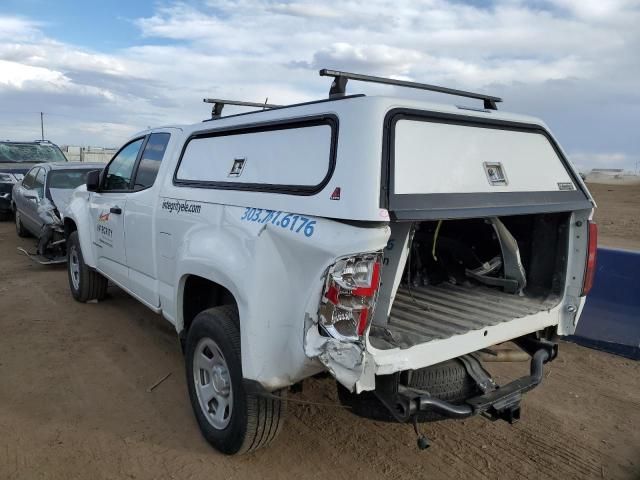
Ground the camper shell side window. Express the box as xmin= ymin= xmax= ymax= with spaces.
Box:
xmin=173 ymin=115 xmax=339 ymax=196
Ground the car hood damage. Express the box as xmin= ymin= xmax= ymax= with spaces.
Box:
xmin=17 ymin=193 xmax=66 ymax=265
xmin=48 ymin=188 xmax=74 ymax=217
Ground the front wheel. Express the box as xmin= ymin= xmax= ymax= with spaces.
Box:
xmin=185 ymin=306 xmax=286 ymax=455
xmin=67 ymin=231 xmax=108 ymax=302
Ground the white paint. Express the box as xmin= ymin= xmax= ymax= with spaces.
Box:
xmin=394 ymin=119 xmax=575 ymax=194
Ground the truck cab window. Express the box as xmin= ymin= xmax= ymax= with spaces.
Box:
xmin=133 ymin=133 xmax=170 ymax=190
xmin=103 ymin=138 xmax=144 ymax=191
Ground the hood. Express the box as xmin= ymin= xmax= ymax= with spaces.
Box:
xmin=0 ymin=163 xmax=32 ymax=175
xmin=48 ymin=188 xmax=75 ymax=216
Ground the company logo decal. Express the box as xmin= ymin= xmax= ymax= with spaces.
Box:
xmin=330 ymin=187 xmax=341 ymax=200
xmin=161 ymin=200 xmax=202 ymax=214
xmin=98 ymin=211 xmax=110 ymax=222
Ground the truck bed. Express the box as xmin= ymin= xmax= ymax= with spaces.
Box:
xmin=370 ymin=283 xmax=560 ymax=349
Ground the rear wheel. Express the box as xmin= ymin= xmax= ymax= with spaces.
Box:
xmin=15 ymin=210 xmax=30 ymax=238
xmin=338 ymin=358 xmax=478 ymax=423
xmin=0 ymin=211 xmax=11 ymax=221
xmin=67 ymin=231 xmax=108 ymax=302
xmin=185 ymin=306 xmax=286 ymax=455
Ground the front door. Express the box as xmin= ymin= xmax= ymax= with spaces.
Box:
xmin=89 ymin=137 xmax=145 ymax=287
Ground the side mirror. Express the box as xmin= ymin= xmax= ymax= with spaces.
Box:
xmin=86 ymin=169 xmax=101 ymax=192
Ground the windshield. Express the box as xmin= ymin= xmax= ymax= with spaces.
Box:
xmin=0 ymin=143 xmax=67 ymax=163
xmin=48 ymin=169 xmax=98 ymax=189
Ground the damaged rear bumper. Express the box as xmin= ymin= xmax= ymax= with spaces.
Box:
xmin=377 ymin=337 xmax=558 ymax=423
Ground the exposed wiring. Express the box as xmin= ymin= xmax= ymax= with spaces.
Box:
xmin=432 ymin=220 xmax=443 ymax=261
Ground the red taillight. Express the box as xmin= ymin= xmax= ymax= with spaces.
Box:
xmin=357 ymin=308 xmax=369 ymax=336
xmin=353 ymin=262 xmax=381 ymax=297
xmin=581 ymin=221 xmax=598 ymax=296
xmin=318 ymin=254 xmax=382 ymax=342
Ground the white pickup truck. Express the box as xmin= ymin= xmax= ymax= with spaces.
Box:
xmin=64 ymin=70 xmax=597 ymax=455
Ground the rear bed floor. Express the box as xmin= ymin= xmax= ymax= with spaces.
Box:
xmin=369 ymin=283 xmax=560 ymax=349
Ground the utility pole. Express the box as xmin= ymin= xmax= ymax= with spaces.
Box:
xmin=40 ymin=112 xmax=44 ymax=140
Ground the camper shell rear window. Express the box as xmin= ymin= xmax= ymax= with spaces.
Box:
xmin=382 ymin=109 xmax=591 ymax=220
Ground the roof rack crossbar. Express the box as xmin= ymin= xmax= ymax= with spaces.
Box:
xmin=203 ymin=98 xmax=282 ymax=119
xmin=319 ymin=69 xmax=502 ymax=110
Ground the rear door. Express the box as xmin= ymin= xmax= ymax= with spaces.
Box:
xmin=89 ymin=137 xmax=145 ymax=287
xmin=384 ymin=110 xmax=592 ymax=220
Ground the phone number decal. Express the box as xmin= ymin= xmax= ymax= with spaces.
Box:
xmin=240 ymin=208 xmax=316 ymax=237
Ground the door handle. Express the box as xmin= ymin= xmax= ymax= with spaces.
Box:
xmin=110 ymin=206 xmax=122 ymax=215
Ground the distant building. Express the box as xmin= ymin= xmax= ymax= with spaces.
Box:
xmin=60 ymin=145 xmax=116 ymax=163
xmin=585 ymin=168 xmax=640 ymax=185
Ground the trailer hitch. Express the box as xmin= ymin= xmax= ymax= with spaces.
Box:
xmin=375 ymin=336 xmax=558 ymax=449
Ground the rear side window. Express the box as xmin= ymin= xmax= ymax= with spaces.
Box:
xmin=133 ymin=133 xmax=170 ymax=190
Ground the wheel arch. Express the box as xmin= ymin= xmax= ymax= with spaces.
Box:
xmin=178 ymin=273 xmax=240 ymax=341
xmin=64 ymin=193 xmax=97 ymax=268
xmin=63 ymin=217 xmax=77 ymax=238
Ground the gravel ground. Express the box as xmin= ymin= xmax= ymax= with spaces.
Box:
xmin=1 ymin=183 xmax=639 ymax=479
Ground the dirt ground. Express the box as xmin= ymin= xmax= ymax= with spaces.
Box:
xmin=1 ymin=184 xmax=640 ymax=480
xmin=589 ymin=183 xmax=640 ymax=251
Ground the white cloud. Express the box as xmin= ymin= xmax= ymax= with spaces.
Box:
xmin=0 ymin=59 xmax=68 ymax=88
xmin=0 ymin=16 xmax=42 ymax=41
xmin=0 ymin=0 xmax=638 ymax=167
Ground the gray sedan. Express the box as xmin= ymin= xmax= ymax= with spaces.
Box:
xmin=12 ymin=162 xmax=104 ymax=262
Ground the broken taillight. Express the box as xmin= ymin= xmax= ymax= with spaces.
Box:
xmin=318 ymin=254 xmax=382 ymax=342
xmin=581 ymin=221 xmax=598 ymax=296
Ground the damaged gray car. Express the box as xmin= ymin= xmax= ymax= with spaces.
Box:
xmin=12 ymin=162 xmax=104 ymax=264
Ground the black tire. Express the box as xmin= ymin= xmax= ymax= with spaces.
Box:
xmin=338 ymin=358 xmax=478 ymax=423
xmin=14 ymin=209 xmax=30 ymax=238
xmin=67 ymin=231 xmax=108 ymax=302
xmin=0 ymin=210 xmax=12 ymax=221
xmin=185 ymin=305 xmax=286 ymax=455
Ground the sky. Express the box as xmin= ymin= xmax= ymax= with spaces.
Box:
xmin=0 ymin=0 xmax=638 ymax=172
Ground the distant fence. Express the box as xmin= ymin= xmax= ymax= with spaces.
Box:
xmin=61 ymin=146 xmax=116 ymax=163
xmin=571 ymin=248 xmax=640 ymax=360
